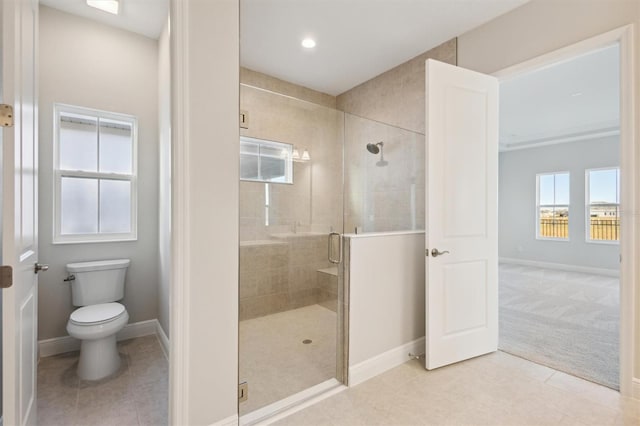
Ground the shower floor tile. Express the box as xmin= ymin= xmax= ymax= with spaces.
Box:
xmin=239 ymin=304 xmax=337 ymax=415
xmin=37 ymin=335 xmax=168 ymax=426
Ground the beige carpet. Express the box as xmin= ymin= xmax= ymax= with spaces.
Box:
xmin=499 ymin=263 xmax=619 ymax=389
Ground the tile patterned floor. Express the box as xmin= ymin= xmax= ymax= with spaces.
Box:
xmin=240 ymin=304 xmax=337 ymax=415
xmin=499 ymin=263 xmax=619 ymax=389
xmin=273 ymin=351 xmax=640 ymax=426
xmin=37 ymin=335 xmax=168 ymax=426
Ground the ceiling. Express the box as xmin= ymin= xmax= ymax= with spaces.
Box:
xmin=41 ymin=0 xmax=169 ymax=39
xmin=241 ymin=0 xmax=530 ymax=95
xmin=500 ymin=45 xmax=620 ymax=151
xmin=42 ymin=1 xmax=615 ymax=150
xmin=42 ymin=0 xmax=531 ymax=94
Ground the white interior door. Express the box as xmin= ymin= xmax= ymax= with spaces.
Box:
xmin=425 ymin=59 xmax=498 ymax=370
xmin=2 ymin=0 xmax=39 ymax=424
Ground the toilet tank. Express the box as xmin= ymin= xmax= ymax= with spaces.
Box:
xmin=67 ymin=259 xmax=130 ymax=306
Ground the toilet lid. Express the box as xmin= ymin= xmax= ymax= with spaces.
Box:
xmin=70 ymin=303 xmax=126 ymax=325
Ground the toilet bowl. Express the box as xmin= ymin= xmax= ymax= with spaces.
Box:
xmin=65 ymin=258 xmax=131 ymax=381
xmin=67 ymin=302 xmax=129 ymax=380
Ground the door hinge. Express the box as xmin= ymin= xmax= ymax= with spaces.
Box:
xmin=0 ymin=104 xmax=14 ymax=127
xmin=240 ymin=110 xmax=249 ymax=129
xmin=238 ymin=381 xmax=248 ymax=402
xmin=0 ymin=265 xmax=13 ymax=288
xmin=425 ymin=249 xmax=429 ymax=257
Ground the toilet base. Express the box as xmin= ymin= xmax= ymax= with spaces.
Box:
xmin=77 ymin=335 xmax=121 ymax=380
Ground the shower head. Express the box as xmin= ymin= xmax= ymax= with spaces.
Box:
xmin=366 ymin=142 xmax=383 ymax=154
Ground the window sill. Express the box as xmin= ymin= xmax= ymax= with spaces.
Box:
xmin=586 ymin=239 xmax=620 ymax=246
xmin=52 ymin=237 xmax=138 ymax=245
xmin=535 ymin=237 xmax=570 ymax=242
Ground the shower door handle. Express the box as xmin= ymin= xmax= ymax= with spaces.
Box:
xmin=328 ymin=232 xmax=343 ymax=264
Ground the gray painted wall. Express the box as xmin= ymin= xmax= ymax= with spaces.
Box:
xmin=38 ymin=6 xmax=159 ymax=340
xmin=499 ymin=137 xmax=619 ymax=270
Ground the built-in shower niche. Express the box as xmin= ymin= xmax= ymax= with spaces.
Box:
xmin=239 ymin=234 xmax=337 ymax=320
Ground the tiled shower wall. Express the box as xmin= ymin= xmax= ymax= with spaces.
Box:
xmin=239 ymin=236 xmax=336 ymax=320
xmin=336 ymin=39 xmax=457 ymax=134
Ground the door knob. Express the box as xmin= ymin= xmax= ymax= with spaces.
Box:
xmin=34 ymin=263 xmax=49 ymax=273
xmin=431 ymin=248 xmax=450 ymax=257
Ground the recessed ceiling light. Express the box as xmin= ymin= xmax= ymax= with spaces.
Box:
xmin=87 ymin=0 xmax=120 ymax=15
xmin=571 ymin=92 xmax=583 ymax=97
xmin=301 ymin=38 xmax=316 ymax=49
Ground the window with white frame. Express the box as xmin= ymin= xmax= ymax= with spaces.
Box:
xmin=54 ymin=104 xmax=137 ymax=243
xmin=536 ymin=172 xmax=570 ymax=240
xmin=240 ymin=136 xmax=293 ymax=184
xmin=586 ymin=167 xmax=620 ymax=242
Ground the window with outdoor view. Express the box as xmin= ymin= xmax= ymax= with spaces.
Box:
xmin=537 ymin=172 xmax=570 ymax=240
xmin=587 ymin=168 xmax=620 ymax=242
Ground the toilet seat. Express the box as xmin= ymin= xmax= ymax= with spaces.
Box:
xmin=70 ymin=302 xmax=126 ymax=326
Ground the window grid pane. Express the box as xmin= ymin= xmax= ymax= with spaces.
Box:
xmin=99 ymin=179 xmax=132 ymax=233
xmin=539 ymin=205 xmax=569 ymax=239
xmin=537 ymin=172 xmax=570 ymax=240
xmin=60 ymin=177 xmax=98 ymax=235
xmin=554 ymin=173 xmax=570 ymax=205
xmin=99 ymin=119 xmax=133 ymax=174
xmin=59 ymin=115 xmax=98 ymax=172
xmin=588 ymin=168 xmax=620 ymax=241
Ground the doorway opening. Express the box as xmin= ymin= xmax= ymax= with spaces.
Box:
xmin=497 ymin=43 xmax=621 ymax=389
xmin=34 ymin=3 xmax=171 ymax=425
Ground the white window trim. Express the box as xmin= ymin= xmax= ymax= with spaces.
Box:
xmin=240 ymin=136 xmax=294 ymax=185
xmin=536 ymin=171 xmax=570 ymax=241
xmin=53 ymin=103 xmax=138 ymax=244
xmin=585 ymin=166 xmax=620 ymax=245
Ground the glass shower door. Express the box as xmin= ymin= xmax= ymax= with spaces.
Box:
xmin=238 ymin=84 xmax=346 ymax=418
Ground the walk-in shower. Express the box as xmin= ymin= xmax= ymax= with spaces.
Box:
xmin=238 ymin=83 xmax=425 ymax=421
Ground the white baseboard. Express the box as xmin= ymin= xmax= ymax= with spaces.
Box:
xmin=117 ymin=319 xmax=158 ymax=341
xmin=500 ymin=257 xmax=619 ymax=277
xmin=210 ymin=414 xmax=238 ymax=426
xmin=348 ymin=337 xmax=425 ymax=387
xmin=632 ymin=378 xmax=640 ymax=400
xmin=39 ymin=319 xmax=161 ymax=358
xmin=156 ymin=321 xmax=170 ymax=359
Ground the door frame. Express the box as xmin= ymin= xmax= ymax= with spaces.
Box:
xmin=492 ymin=25 xmax=636 ymax=397
xmin=169 ymin=0 xmax=240 ymax=425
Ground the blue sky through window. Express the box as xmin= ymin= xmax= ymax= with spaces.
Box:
xmin=539 ymin=172 xmax=569 ymax=205
xmin=589 ymin=168 xmax=619 ymax=204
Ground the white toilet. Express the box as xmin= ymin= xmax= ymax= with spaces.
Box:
xmin=66 ymin=259 xmax=130 ymax=381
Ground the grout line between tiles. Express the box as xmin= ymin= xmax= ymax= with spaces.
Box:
xmin=544 ymin=371 xmax=557 ymax=383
